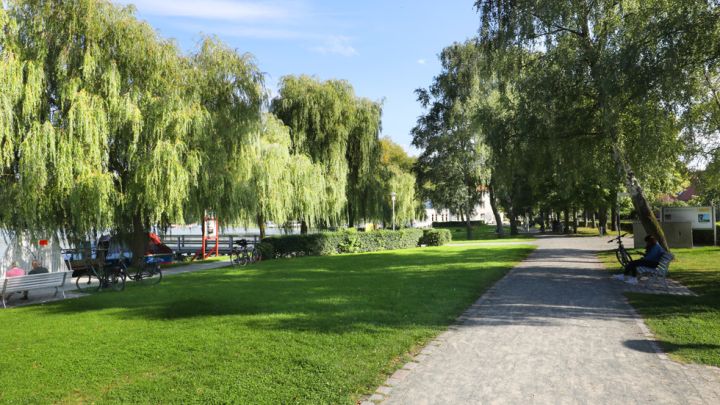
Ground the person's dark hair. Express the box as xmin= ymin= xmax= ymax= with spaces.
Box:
xmin=644 ymin=235 xmax=656 ymax=243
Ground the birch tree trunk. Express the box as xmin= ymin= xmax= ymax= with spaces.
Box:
xmin=488 ymin=183 xmax=504 ymax=236
xmin=611 ymin=145 xmax=669 ymax=250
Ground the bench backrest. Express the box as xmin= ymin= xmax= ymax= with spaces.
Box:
xmin=655 ymin=252 xmax=674 ymax=275
xmin=2 ymin=272 xmax=69 ymax=294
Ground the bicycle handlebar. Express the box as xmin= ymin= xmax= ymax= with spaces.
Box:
xmin=607 ymin=233 xmax=628 ymax=243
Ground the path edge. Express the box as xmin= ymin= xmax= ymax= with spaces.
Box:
xmin=358 ymin=249 xmax=534 ymax=405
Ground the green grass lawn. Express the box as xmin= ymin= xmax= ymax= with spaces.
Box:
xmin=439 ymin=224 xmax=534 ymax=242
xmin=0 ymin=244 xmax=534 ymax=404
xmin=599 ymin=247 xmax=720 ymax=367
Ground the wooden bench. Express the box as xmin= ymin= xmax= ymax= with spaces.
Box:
xmin=637 ymin=252 xmax=674 ymax=291
xmin=1 ymin=272 xmax=71 ymax=308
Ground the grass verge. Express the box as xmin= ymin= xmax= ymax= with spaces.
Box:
xmin=598 ymin=247 xmax=720 ymax=367
xmin=0 ymin=244 xmax=534 ymax=403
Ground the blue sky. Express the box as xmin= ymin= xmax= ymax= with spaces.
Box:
xmin=115 ymin=0 xmax=481 ymax=155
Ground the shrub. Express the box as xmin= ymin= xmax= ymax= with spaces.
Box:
xmin=432 ymin=220 xmax=485 ymax=228
xmin=262 ymin=229 xmax=424 ymax=258
xmin=255 ymin=242 xmax=275 ymax=260
xmin=421 ymin=229 xmax=452 ymax=246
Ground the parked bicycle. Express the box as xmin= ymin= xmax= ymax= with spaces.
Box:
xmin=73 ymin=249 xmax=126 ymax=293
xmin=608 ymin=233 xmax=633 ymax=268
xmin=230 ymin=239 xmax=261 ymax=266
xmin=118 ymin=255 xmax=163 ymax=285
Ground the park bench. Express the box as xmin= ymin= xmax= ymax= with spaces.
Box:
xmin=637 ymin=252 xmax=674 ymax=291
xmin=1 ymin=272 xmax=70 ymax=308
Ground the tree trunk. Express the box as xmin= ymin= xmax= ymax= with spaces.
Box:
xmin=488 ymin=182 xmax=504 ymax=236
xmin=465 ymin=202 xmax=474 ymax=240
xmin=130 ymin=212 xmax=149 ymax=268
xmin=348 ymin=202 xmax=355 ymax=228
xmin=599 ymin=206 xmax=608 ymax=236
xmin=610 ymin=203 xmax=618 ymax=232
xmin=591 ymin=212 xmax=597 ymax=228
xmin=509 ymin=210 xmax=519 ymax=236
xmin=300 ymin=220 xmax=308 ymax=235
xmin=257 ymin=214 xmax=266 ymax=239
xmin=563 ymin=210 xmax=570 ymax=234
xmin=573 ymin=210 xmax=579 ymax=234
xmin=611 ymin=146 xmax=669 ymax=250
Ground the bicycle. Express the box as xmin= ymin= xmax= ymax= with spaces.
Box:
xmin=230 ymin=239 xmax=261 ymax=266
xmin=119 ymin=255 xmax=163 ymax=285
xmin=608 ymin=233 xmax=633 ymax=268
xmin=74 ymin=249 xmax=126 ymax=293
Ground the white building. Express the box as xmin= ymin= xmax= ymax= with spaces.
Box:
xmin=415 ymin=193 xmax=504 ymax=227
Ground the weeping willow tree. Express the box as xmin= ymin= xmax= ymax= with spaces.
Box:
xmin=0 ymin=1 xmax=263 ymax=262
xmin=346 ymin=99 xmax=382 ymax=227
xmin=242 ymin=114 xmax=325 ymax=238
xmin=271 ymin=75 xmax=383 ymax=230
xmin=186 ymin=37 xmax=264 ymax=227
xmin=375 ymin=138 xmax=418 ymax=228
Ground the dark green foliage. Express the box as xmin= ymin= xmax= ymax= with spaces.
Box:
xmin=262 ymin=229 xmax=424 ymax=258
xmin=421 ymin=229 xmax=452 ymax=246
xmin=432 ymin=221 xmax=486 ymax=228
xmin=255 ymin=242 xmax=275 ymax=260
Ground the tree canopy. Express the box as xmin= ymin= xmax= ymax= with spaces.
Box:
xmin=413 ymin=41 xmax=491 ymax=238
xmin=468 ymin=0 xmax=720 ymax=245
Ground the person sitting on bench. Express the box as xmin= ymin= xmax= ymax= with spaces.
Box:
xmin=3 ymin=262 xmax=25 ymax=302
xmin=613 ymin=235 xmax=665 ymax=285
xmin=22 ymin=260 xmax=49 ymax=300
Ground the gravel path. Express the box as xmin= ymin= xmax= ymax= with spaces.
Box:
xmin=380 ymin=236 xmax=720 ymax=405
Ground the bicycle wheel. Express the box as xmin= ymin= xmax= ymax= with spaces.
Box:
xmin=139 ymin=264 xmax=162 ymax=285
xmin=251 ymin=247 xmax=261 ymax=263
xmin=239 ymin=251 xmax=249 ymax=266
xmin=108 ymin=270 xmax=126 ymax=291
xmin=616 ymin=248 xmax=632 ymax=267
xmin=622 ymin=250 xmax=633 ymax=266
xmin=76 ymin=272 xmax=101 ymax=293
xmin=230 ymin=249 xmax=241 ymax=266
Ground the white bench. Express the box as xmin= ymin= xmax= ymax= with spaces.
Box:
xmin=1 ymin=272 xmax=71 ymax=308
xmin=637 ymin=252 xmax=674 ymax=290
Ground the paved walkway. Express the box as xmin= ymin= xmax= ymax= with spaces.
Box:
xmin=2 ymin=259 xmax=231 ymax=308
xmin=379 ymin=236 xmax=720 ymax=404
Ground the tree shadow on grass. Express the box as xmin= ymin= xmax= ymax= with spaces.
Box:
xmin=32 ymin=247 xmax=537 ymax=333
xmin=27 ymin=245 xmax=678 ymax=334
xmin=624 ymin=339 xmax=720 ymax=354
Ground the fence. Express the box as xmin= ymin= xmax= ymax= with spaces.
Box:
xmin=160 ymin=234 xmax=260 ymax=257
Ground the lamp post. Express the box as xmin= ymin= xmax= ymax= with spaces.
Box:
xmin=391 ymin=192 xmax=397 ymax=231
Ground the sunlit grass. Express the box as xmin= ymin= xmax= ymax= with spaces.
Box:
xmin=599 ymin=247 xmax=720 ymax=367
xmin=0 ymin=244 xmax=534 ymax=403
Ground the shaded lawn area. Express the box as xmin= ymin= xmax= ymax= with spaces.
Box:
xmin=439 ymin=224 xmax=534 ymax=242
xmin=0 ymin=244 xmax=534 ymax=404
xmin=598 ymin=247 xmax=720 ymax=367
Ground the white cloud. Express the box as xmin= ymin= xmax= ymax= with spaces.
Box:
xmin=310 ymin=36 xmax=357 ymax=57
xmin=119 ymin=0 xmax=293 ymax=22
xmin=417 ymin=59 xmax=426 ymax=65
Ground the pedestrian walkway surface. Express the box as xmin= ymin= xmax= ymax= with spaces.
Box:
xmin=381 ymin=236 xmax=720 ymax=405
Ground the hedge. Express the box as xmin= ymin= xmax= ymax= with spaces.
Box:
xmin=432 ymin=221 xmax=485 ymax=228
xmin=420 ymin=229 xmax=452 ymax=246
xmin=262 ymin=228 xmax=425 ymax=258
